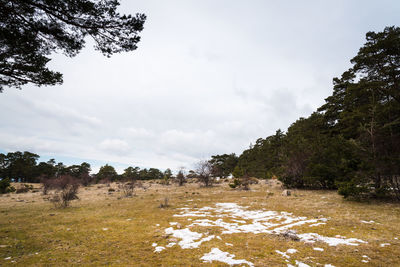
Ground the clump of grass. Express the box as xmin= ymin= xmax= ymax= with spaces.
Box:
xmin=159 ymin=197 xmax=169 ymax=208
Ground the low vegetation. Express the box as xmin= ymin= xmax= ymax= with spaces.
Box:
xmin=0 ymin=180 xmax=399 ymax=266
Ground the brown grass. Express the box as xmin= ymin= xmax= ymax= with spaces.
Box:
xmin=0 ymin=181 xmax=399 ymax=266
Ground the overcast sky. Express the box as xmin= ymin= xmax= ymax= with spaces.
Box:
xmin=1 ymin=0 xmax=399 ymax=173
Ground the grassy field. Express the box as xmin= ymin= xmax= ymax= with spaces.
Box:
xmin=0 ymin=180 xmax=400 ymax=266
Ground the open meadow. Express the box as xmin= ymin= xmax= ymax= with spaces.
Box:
xmin=0 ymin=180 xmax=399 ymax=266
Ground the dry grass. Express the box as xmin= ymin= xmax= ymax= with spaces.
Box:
xmin=0 ymin=181 xmax=399 ymax=266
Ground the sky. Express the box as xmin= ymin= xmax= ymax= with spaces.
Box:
xmin=1 ymin=0 xmax=399 ymax=173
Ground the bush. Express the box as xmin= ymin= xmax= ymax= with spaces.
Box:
xmin=176 ymin=170 xmax=186 ymax=186
xmin=118 ymin=182 xmax=135 ymax=197
xmin=15 ymin=184 xmax=33 ymax=194
xmin=46 ymin=175 xmax=80 ymax=208
xmin=158 ymin=197 xmax=169 ymax=208
xmin=337 ymin=179 xmax=371 ymax=200
xmin=229 ymin=178 xmax=241 ymax=189
xmin=0 ymin=178 xmax=15 ymax=194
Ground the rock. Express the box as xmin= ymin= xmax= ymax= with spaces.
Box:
xmin=176 ymin=223 xmax=182 ymax=229
xmin=162 ymin=234 xmax=172 ymax=239
xmin=281 ymin=230 xmax=300 ymax=241
xmin=281 ymin=190 xmax=291 ymax=196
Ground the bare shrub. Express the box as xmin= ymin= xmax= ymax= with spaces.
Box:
xmin=79 ymin=173 xmax=93 ymax=187
xmin=158 ymin=197 xmax=169 ymax=208
xmin=47 ymin=175 xmax=79 ymax=208
xmin=196 ymin=160 xmax=214 ymax=187
xmin=119 ymin=182 xmax=135 ymax=197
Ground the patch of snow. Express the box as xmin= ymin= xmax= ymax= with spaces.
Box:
xmin=298 ymin=233 xmax=367 ymax=246
xmin=309 ymin=223 xmax=326 ymax=227
xmin=380 ymin=243 xmax=390 ymax=247
xmin=313 ymin=247 xmax=324 ymax=251
xmin=126 ymin=218 xmax=132 ymax=221
xmin=166 ymin=242 xmax=176 ymax=247
xmin=4 ymin=257 xmax=11 ymax=260
xmin=360 ymin=220 xmax=375 ymax=224
xmin=158 ymin=202 xmax=367 ymax=256
xmin=164 ymin=227 xmax=214 ymax=249
xmin=201 ymin=248 xmax=254 ymax=267
xmin=295 ymin=260 xmax=310 ymax=267
xmin=225 ymin=243 xmax=233 ymax=246
xmin=361 ymin=260 xmax=369 ymax=263
xmin=152 ymin=243 xmax=157 ymax=247
xmin=154 ymin=246 xmax=165 ymax=253
xmin=276 ymin=250 xmax=290 ymax=259
xmin=324 ymin=264 xmax=335 ymax=267
xmin=287 ymin=249 xmax=297 ymax=254
xmin=102 ymin=228 xmax=108 ymax=231
xmin=156 ymin=224 xmax=160 ymax=226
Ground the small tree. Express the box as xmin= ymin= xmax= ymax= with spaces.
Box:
xmin=176 ymin=167 xmax=186 ymax=186
xmin=196 ymin=160 xmax=214 ymax=187
xmin=0 ymin=178 xmax=15 ymax=194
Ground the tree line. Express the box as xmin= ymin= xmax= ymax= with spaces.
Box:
xmin=210 ymin=26 xmax=400 ymax=200
xmin=0 ymin=151 xmax=172 ymax=184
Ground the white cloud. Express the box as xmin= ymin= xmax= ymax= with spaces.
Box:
xmin=99 ymin=139 xmax=130 ymax=155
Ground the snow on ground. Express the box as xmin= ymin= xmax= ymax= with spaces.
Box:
xmin=171 ymin=202 xmax=366 ymax=247
xmin=201 ymin=248 xmax=254 ymax=267
xmin=164 ymin=227 xmax=215 ymax=249
xmin=154 ymin=246 xmax=165 ymax=253
xmin=360 ymin=220 xmax=375 ymax=224
xmin=154 ymin=202 xmax=368 ymax=265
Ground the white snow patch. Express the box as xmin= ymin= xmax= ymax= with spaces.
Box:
xmin=361 ymin=260 xmax=369 ymax=263
xmin=295 ymin=260 xmax=310 ymax=267
xmin=324 ymin=264 xmax=335 ymax=267
xmin=276 ymin=250 xmax=290 ymax=259
xmin=201 ymin=248 xmax=254 ymax=267
xmin=157 ymin=202 xmax=367 ymax=258
xmin=380 ymin=243 xmax=390 ymax=247
xmin=4 ymin=257 xmax=11 ymax=260
xmin=287 ymin=249 xmax=297 ymax=254
xmin=309 ymin=222 xmax=326 ymax=227
xmin=152 ymin=243 xmax=157 ymax=247
xmin=102 ymin=228 xmax=108 ymax=231
xmin=225 ymin=243 xmax=233 ymax=246
xmin=313 ymin=247 xmax=324 ymax=251
xmin=164 ymin=227 xmax=214 ymax=249
xmin=154 ymin=246 xmax=165 ymax=253
xmin=360 ymin=220 xmax=375 ymax=224
xmin=166 ymin=242 xmax=176 ymax=247
xmin=298 ymin=233 xmax=367 ymax=246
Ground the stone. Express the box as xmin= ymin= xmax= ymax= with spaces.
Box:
xmin=281 ymin=190 xmax=291 ymax=196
